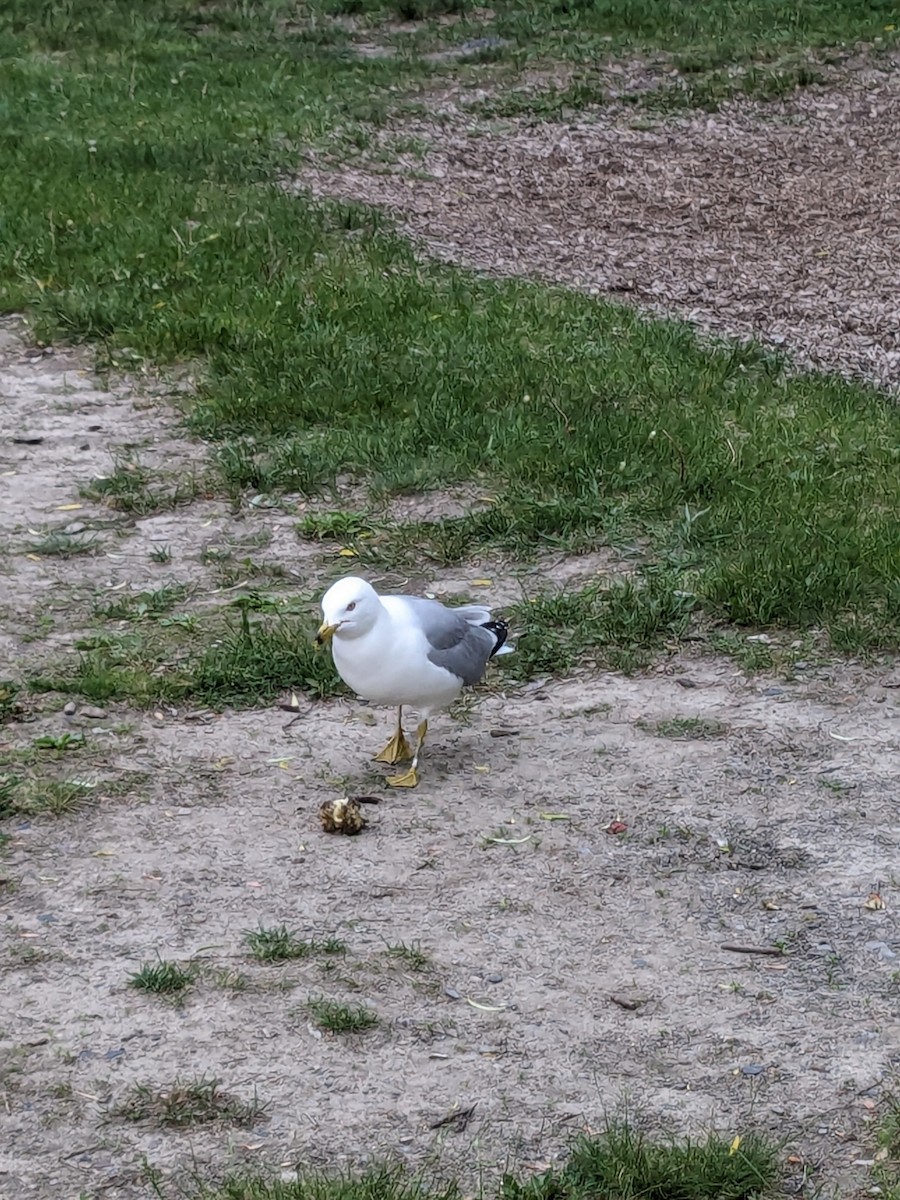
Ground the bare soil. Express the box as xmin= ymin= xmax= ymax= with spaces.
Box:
xmin=294 ymin=59 xmax=900 ymax=389
xmin=3 ymin=73 xmax=900 ymax=1193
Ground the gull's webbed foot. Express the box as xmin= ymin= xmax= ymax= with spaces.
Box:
xmin=386 ymin=765 xmax=420 ymax=788
xmin=373 ymin=728 xmax=412 ymax=765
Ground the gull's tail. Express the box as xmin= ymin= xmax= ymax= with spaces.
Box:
xmin=482 ymin=618 xmax=514 ymax=658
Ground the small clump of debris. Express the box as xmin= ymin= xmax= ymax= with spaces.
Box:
xmin=319 ymin=797 xmax=367 ymax=835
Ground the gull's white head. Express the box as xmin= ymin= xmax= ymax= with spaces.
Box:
xmin=317 ymin=576 xmax=381 ymax=644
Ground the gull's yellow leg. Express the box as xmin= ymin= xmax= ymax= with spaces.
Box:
xmin=373 ymin=707 xmax=412 ymax=765
xmin=387 ymin=720 xmax=428 ymax=788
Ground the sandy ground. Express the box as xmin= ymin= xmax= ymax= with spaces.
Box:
xmin=3 ymin=65 xmax=900 ymax=1199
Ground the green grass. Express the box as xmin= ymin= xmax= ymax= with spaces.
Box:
xmin=27 ymin=530 xmax=104 ymax=558
xmin=318 ymin=0 xmax=898 ymax=64
xmin=506 ymin=1123 xmax=782 ymax=1200
xmin=29 ymin=610 xmax=343 ymax=707
xmin=385 ymin=941 xmax=431 ymax=970
xmin=308 ymin=996 xmax=379 ymax=1033
xmin=0 ymin=682 xmax=21 ymax=723
xmin=506 ymin=572 xmax=696 ymax=676
xmin=244 ymin=925 xmax=348 ymax=963
xmin=476 ymin=58 xmax=828 ymax=119
xmin=0 ymin=775 xmax=94 ymax=818
xmin=2 ymin=0 xmax=900 ymax=678
xmin=129 ymin=958 xmax=196 ymax=995
xmin=96 ymin=584 xmax=192 ymax=622
xmin=82 ymin=454 xmax=207 ymax=516
xmin=192 ymin=1123 xmax=782 ymax=1198
xmin=876 ymin=1097 xmax=900 ymax=1200
xmin=644 ymin=716 xmax=730 ymax=740
xmin=115 ymin=1076 xmax=265 ymax=1128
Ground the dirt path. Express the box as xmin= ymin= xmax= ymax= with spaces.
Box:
xmin=2 ymin=324 xmax=900 ymax=1198
xmin=293 ymin=62 xmax=900 ymax=389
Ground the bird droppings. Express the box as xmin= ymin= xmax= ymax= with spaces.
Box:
xmin=318 ymin=797 xmax=368 ymax=835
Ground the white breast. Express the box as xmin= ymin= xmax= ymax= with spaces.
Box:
xmin=331 ymin=615 xmax=463 ymax=713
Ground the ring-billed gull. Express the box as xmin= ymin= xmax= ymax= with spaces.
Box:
xmin=316 ymin=576 xmax=513 ymax=788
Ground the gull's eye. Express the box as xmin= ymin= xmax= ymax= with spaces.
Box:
xmin=346 ymin=601 xmax=357 ymax=613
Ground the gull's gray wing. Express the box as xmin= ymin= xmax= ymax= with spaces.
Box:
xmin=392 ymin=595 xmax=496 ymax=687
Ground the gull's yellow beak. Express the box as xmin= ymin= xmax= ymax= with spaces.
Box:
xmin=315 ymin=621 xmax=339 ymax=646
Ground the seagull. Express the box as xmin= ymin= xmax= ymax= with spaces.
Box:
xmin=316 ymin=576 xmax=513 ymax=788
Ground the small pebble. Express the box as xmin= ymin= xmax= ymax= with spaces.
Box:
xmin=443 ymin=987 xmax=461 ymax=1001
xmin=80 ymin=705 xmax=108 ymax=719
xmin=63 ymin=521 xmax=86 ymax=535
xmin=741 ymin=1063 xmax=765 ymax=1076
xmin=63 ymin=701 xmax=77 ymax=716
xmin=763 ymin=686 xmax=785 ymax=697
xmin=485 ymin=973 xmax=503 ymax=984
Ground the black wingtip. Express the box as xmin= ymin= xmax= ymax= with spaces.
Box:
xmin=482 ymin=618 xmax=509 ymax=659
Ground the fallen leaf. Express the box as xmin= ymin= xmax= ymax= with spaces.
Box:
xmin=245 ymin=881 xmax=263 ymax=888
xmin=465 ymin=998 xmax=506 ymax=1012
xmin=862 ymin=1099 xmax=876 ymax=1110
xmin=337 ymin=547 xmax=357 ymax=558
xmin=865 ymin=893 xmax=885 ymax=910
xmin=762 ymin=900 xmax=780 ymax=911
xmin=26 ymin=554 xmax=41 ymax=561
xmin=605 ymin=821 xmax=628 ymax=835
xmin=471 ymin=578 xmax=492 ymax=586
xmin=56 ymin=503 xmax=83 ymax=511
xmin=92 ymin=850 xmax=116 ymax=858
xmin=539 ymin=812 xmax=570 ymax=821
xmin=729 ymin=1136 xmax=742 ymax=1156
xmin=474 ymin=765 xmax=490 ymax=773
xmin=787 ymin=1155 xmax=802 ymax=1165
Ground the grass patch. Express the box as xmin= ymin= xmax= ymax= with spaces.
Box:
xmin=27 ymin=530 xmax=104 ymax=558
xmin=505 ymin=1122 xmax=782 ymax=1200
xmin=29 ymin=609 xmax=343 ymax=707
xmin=0 ymin=682 xmax=21 ymax=723
xmin=244 ymin=925 xmax=348 ymax=964
xmin=193 ymin=1122 xmax=782 ymax=1198
xmin=0 ymin=776 xmax=94 ymax=818
xmin=505 ymin=573 xmax=696 ymax=677
xmin=96 ymin=584 xmax=192 ymax=621
xmin=115 ymin=1076 xmax=265 ymax=1128
xmin=187 ymin=615 xmax=342 ymax=704
xmin=318 ymin=0 xmax=898 ymax=67
xmin=82 ymin=454 xmax=207 ymax=515
xmin=308 ymin=996 xmax=379 ymax=1034
xmin=478 ymin=57 xmax=827 ymax=119
xmin=876 ymin=1096 xmax=900 ymax=1200
xmin=645 ymin=717 xmax=730 ymax=740
xmin=385 ymin=941 xmax=431 ymax=970
xmin=129 ymin=958 xmax=195 ymax=996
